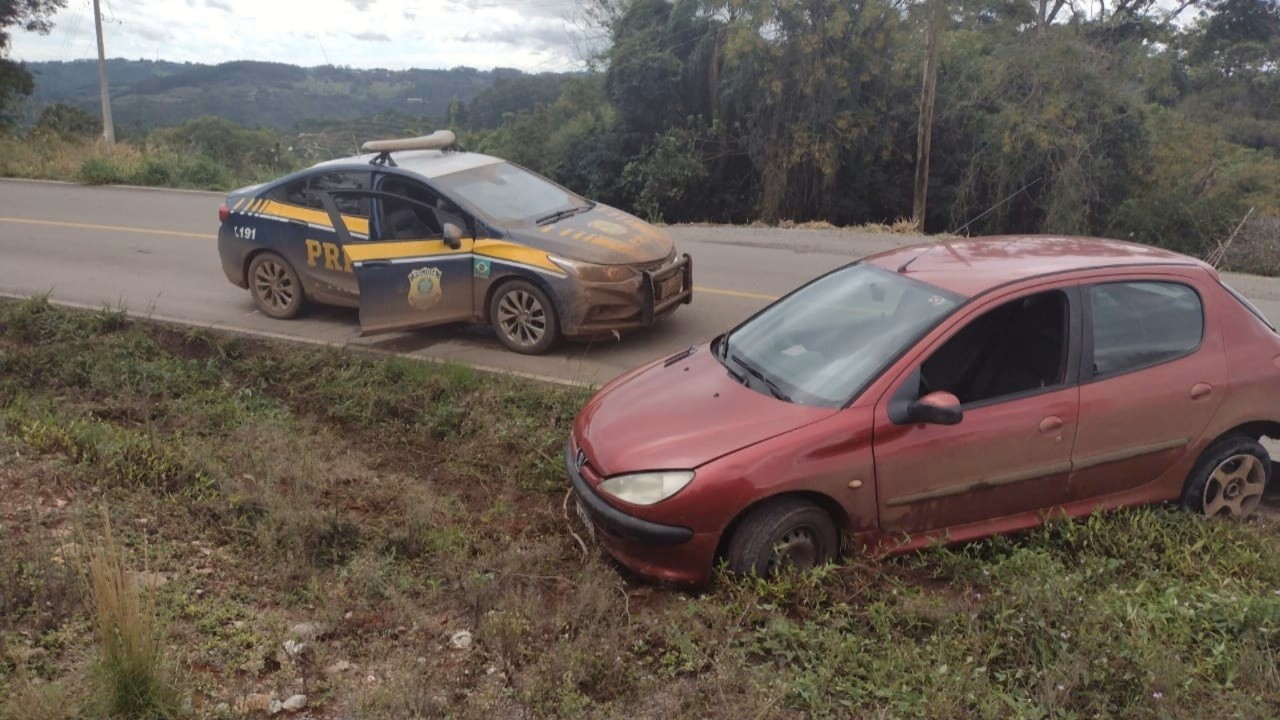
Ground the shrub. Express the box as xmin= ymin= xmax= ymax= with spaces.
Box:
xmin=175 ymin=153 xmax=232 ymax=190
xmin=87 ymin=517 xmax=179 ymax=720
xmin=130 ymin=156 xmax=177 ymax=187
xmin=78 ymin=156 xmax=133 ymax=186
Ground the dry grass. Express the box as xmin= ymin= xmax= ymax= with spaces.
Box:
xmin=86 ymin=514 xmax=178 ymax=720
xmin=0 ymin=678 xmax=82 ymax=720
xmin=1220 ymin=214 xmax=1280 ymax=276
xmin=0 ymin=133 xmax=144 ymax=184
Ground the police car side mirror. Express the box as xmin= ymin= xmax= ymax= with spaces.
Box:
xmin=442 ymin=222 xmax=463 ymax=250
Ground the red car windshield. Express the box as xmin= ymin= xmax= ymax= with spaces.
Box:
xmin=721 ymin=264 xmax=961 ymax=407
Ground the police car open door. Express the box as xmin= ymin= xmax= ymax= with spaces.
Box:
xmin=318 ymin=190 xmax=473 ymax=335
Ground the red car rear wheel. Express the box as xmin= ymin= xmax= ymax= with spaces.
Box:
xmin=1182 ymin=435 xmax=1270 ymax=519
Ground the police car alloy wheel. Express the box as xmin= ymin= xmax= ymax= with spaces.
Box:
xmin=490 ymin=280 xmax=558 ymax=355
xmin=248 ymin=252 xmax=304 ymax=320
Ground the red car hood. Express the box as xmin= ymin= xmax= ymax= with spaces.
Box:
xmin=575 ymin=344 xmax=836 ymax=475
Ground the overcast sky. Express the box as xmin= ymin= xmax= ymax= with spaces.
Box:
xmin=11 ymin=0 xmax=594 ymax=72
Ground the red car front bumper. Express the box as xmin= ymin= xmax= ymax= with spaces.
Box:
xmin=566 ymin=440 xmax=718 ymax=586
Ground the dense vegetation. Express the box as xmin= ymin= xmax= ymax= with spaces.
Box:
xmin=468 ymin=0 xmax=1280 ymax=254
xmin=2 ymin=298 xmax=1279 ymax=718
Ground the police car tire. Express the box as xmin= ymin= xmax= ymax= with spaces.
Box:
xmin=490 ymin=279 xmax=558 ymax=355
xmin=248 ymin=252 xmax=305 ymax=320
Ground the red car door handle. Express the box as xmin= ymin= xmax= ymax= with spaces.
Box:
xmin=1190 ymin=383 xmax=1213 ymax=400
xmin=1039 ymin=416 xmax=1064 ymax=434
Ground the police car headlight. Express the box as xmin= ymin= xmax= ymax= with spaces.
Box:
xmin=549 ymin=255 xmax=637 ymax=283
xmin=597 ymin=471 xmax=695 ymax=506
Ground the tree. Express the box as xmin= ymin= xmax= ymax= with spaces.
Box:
xmin=1193 ymin=0 xmax=1280 ymax=77
xmin=937 ymin=16 xmax=1148 ymax=235
xmin=34 ymin=102 xmax=96 ymax=138
xmin=1 ymin=0 xmax=68 ymax=126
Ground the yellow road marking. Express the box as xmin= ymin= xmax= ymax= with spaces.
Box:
xmin=695 ymin=286 xmax=778 ymax=301
xmin=0 ymin=215 xmax=785 ymax=303
xmin=0 ymin=216 xmax=212 ymax=240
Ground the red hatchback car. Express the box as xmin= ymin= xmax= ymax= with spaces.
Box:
xmin=567 ymin=237 xmax=1280 ymax=585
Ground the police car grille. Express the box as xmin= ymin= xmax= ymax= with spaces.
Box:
xmin=635 ymin=252 xmax=677 ymax=273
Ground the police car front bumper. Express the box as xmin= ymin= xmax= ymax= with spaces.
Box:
xmin=562 ymin=254 xmax=693 ymax=337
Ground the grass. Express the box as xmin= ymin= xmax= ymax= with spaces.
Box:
xmin=87 ymin=514 xmax=178 ymax=719
xmin=0 ymin=133 xmax=284 ymax=192
xmin=0 ymin=296 xmax=1278 ymax=718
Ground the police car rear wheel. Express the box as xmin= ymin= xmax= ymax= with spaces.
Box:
xmin=491 ymin=280 xmax=558 ymax=355
xmin=249 ymin=253 xmax=304 ymax=319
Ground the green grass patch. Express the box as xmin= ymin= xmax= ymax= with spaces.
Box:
xmin=0 ymin=297 xmax=1277 ymax=719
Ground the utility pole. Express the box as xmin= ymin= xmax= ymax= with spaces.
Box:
xmin=912 ymin=0 xmax=943 ymax=231
xmin=93 ymin=0 xmax=115 ymax=147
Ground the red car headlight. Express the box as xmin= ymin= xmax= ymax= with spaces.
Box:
xmin=598 ymin=471 xmax=695 ymax=506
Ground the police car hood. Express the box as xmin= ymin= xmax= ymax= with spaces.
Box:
xmin=509 ymin=204 xmax=674 ymax=266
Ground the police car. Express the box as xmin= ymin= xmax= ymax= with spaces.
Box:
xmin=216 ymin=131 xmax=692 ymax=354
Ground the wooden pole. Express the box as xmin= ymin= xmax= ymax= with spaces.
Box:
xmin=912 ymin=0 xmax=943 ymax=231
xmin=93 ymin=0 xmax=115 ymax=147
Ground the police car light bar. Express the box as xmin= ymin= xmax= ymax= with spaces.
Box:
xmin=362 ymin=131 xmax=457 ymax=166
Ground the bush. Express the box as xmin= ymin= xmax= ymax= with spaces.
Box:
xmin=174 ymin=153 xmax=232 ymax=190
xmin=35 ymin=104 xmax=99 ymax=140
xmin=78 ymin=156 xmax=133 ymax=185
xmin=150 ymin=116 xmax=287 ymax=177
xmin=129 ymin=157 xmax=176 ymax=187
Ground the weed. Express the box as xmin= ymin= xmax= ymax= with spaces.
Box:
xmin=87 ymin=516 xmax=179 ymax=719
xmin=0 ymin=677 xmax=84 ymax=720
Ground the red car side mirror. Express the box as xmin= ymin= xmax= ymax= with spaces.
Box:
xmin=907 ymin=391 xmax=963 ymax=426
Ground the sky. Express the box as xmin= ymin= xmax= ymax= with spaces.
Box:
xmin=11 ymin=0 xmax=596 ymax=72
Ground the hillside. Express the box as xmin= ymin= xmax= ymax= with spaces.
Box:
xmin=22 ymin=59 xmax=559 ymax=130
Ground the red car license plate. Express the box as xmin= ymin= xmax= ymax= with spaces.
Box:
xmin=575 ymin=499 xmax=596 ymax=540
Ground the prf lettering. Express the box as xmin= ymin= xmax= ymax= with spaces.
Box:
xmin=305 ymin=239 xmax=354 ymax=272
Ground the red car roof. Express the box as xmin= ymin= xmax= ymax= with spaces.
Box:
xmin=865 ymin=236 xmax=1213 ymax=297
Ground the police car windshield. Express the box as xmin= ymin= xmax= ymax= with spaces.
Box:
xmin=433 ymin=162 xmax=587 ymax=224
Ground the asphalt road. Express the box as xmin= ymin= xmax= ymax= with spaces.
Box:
xmin=3 ymin=178 xmax=1279 ymax=391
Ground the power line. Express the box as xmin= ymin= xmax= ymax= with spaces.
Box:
xmin=56 ymin=0 xmax=89 ymax=58
xmin=312 ymin=32 xmax=331 ymax=65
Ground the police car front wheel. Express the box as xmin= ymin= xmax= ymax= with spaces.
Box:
xmin=491 ymin=280 xmax=558 ymax=355
xmin=248 ymin=252 xmax=305 ymax=320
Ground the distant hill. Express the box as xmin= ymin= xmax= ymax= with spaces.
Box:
xmin=21 ymin=59 xmax=564 ymax=130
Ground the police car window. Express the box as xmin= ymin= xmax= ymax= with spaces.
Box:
xmin=309 ymin=172 xmax=370 ymax=217
xmin=270 ymin=178 xmax=309 ymax=206
xmin=433 ymin=162 xmax=582 ymax=224
xmin=1089 ymin=281 xmax=1203 ymax=377
xmin=378 ymin=178 xmax=443 ymax=240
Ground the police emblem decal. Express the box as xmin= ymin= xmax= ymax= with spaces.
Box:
xmin=407 ymin=267 xmax=444 ymax=311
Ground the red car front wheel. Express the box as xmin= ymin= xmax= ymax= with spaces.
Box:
xmin=725 ymin=497 xmax=838 ymax=577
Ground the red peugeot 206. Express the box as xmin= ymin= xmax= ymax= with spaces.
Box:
xmin=567 ymin=236 xmax=1280 ymax=586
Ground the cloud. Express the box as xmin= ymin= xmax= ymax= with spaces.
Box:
xmin=463 ymin=23 xmax=576 ymax=52
xmin=11 ymin=0 xmax=589 ymax=73
xmin=445 ymin=0 xmax=574 ymax=20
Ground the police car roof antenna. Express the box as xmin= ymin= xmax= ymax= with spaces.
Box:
xmin=370 ymin=151 xmax=398 ymax=167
